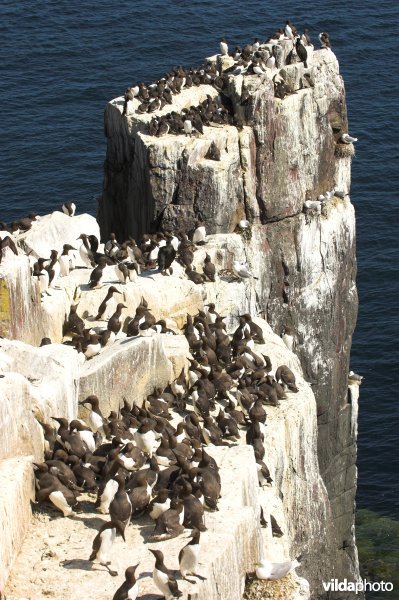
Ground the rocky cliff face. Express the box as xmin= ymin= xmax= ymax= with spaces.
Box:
xmin=99 ymin=46 xmax=360 ymax=597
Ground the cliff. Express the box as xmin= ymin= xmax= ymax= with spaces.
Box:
xmin=0 ymin=41 xmax=360 ymax=600
xmin=98 ymin=44 xmax=360 ymax=597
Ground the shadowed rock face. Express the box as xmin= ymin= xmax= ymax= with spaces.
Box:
xmin=100 ymin=47 xmax=359 ymax=598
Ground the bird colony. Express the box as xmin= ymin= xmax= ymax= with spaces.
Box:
xmin=0 ymin=21 xmax=354 ymax=599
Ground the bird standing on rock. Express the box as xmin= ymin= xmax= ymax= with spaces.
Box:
xmin=89 ymin=256 xmax=107 ymax=289
xmin=192 ymin=221 xmax=206 ymax=245
xmin=220 ymin=37 xmax=228 ymax=55
xmin=95 ymin=286 xmax=122 ymax=320
xmin=295 ymin=37 xmax=308 ymax=68
xmin=150 ymin=549 xmax=182 ymax=599
xmin=179 ymin=529 xmax=206 ymax=581
xmin=203 ymin=254 xmax=215 ymax=282
xmin=108 ymin=303 xmax=127 ymax=338
xmin=89 ymin=520 xmax=126 ymax=577
xmin=158 ymin=237 xmax=176 ymax=275
xmin=61 ymin=201 xmax=76 ymax=217
xmin=112 ymin=564 xmax=140 ymax=600
xmin=319 ymin=31 xmax=331 ymax=49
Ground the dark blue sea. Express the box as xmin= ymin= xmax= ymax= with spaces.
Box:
xmin=1 ymin=0 xmax=398 ymax=596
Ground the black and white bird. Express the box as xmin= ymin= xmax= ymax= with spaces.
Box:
xmin=192 ymin=221 xmax=206 ymax=245
xmin=58 ymin=244 xmax=77 ymax=277
xmin=184 ymin=117 xmax=193 ymax=137
xmin=178 ymin=529 xmax=205 ymax=581
xmin=319 ymin=32 xmax=331 ymax=49
xmin=112 ymin=564 xmax=140 ymax=600
xmin=84 ymin=334 xmax=102 ymax=359
xmin=284 ymin=21 xmax=294 ymax=40
xmin=61 ymin=201 xmax=76 ymax=217
xmin=89 ymin=520 xmax=126 ymax=577
xmin=220 ymin=37 xmax=228 ymax=56
xmin=149 ymin=549 xmax=182 ymax=599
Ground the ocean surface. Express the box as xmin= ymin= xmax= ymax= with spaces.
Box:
xmin=1 ymin=0 xmax=398 ymax=595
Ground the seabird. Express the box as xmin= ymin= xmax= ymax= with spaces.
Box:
xmin=179 ymin=529 xmax=205 ymax=581
xmin=148 ymin=489 xmax=171 ymax=520
xmin=32 ymin=258 xmax=50 ymax=295
xmin=295 ymin=37 xmax=308 ymax=68
xmin=112 ymin=564 xmax=140 ymax=600
xmin=58 ymin=244 xmax=77 ymax=277
xmin=108 ymin=303 xmax=127 ymax=337
xmin=0 ymin=235 xmax=18 ymax=263
xmin=256 ymin=556 xmax=301 ymax=580
xmin=184 ymin=118 xmax=193 ymax=137
xmin=152 ymin=497 xmax=185 ymax=540
xmin=319 ymin=32 xmax=331 ymax=49
xmin=77 ymin=234 xmax=95 ymax=268
xmin=84 ymin=334 xmax=102 ymax=359
xmin=220 ymin=37 xmax=228 ymax=56
xmin=89 ymin=256 xmax=107 ymax=289
xmin=186 ymin=267 xmax=205 ymax=285
xmin=192 ymin=221 xmax=206 ymax=245
xmin=95 ymin=286 xmax=122 ymax=320
xmin=232 ymin=260 xmax=258 ymax=279
xmin=35 ymin=475 xmax=79 ymax=517
xmin=150 ymin=549 xmax=182 ymax=599
xmin=109 ymin=475 xmax=132 ymax=533
xmin=270 ymin=514 xmax=284 ymax=537
xmin=284 ymin=20 xmax=294 ymax=40
xmin=302 ymin=28 xmax=312 ymax=46
xmin=62 ymin=201 xmax=76 ymax=217
xmin=46 ymin=249 xmax=61 ymax=288
xmin=340 ymin=133 xmax=358 ymax=144
xmin=275 ymin=365 xmax=299 ymax=392
xmin=158 ymin=238 xmax=176 ymax=275
xmin=89 ymin=520 xmax=126 ymax=577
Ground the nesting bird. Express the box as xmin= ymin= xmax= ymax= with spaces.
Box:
xmin=232 ymin=260 xmax=258 ymax=280
xmin=256 ymin=556 xmax=301 ymax=580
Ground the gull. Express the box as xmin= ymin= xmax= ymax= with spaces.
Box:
xmin=232 ymin=260 xmax=258 ymax=279
xmin=340 ymin=133 xmax=358 ymax=144
xmin=238 ymin=219 xmax=250 ymax=229
xmin=256 ymin=556 xmax=301 ymax=580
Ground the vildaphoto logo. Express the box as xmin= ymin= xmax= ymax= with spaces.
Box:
xmin=322 ymin=579 xmax=394 ymax=593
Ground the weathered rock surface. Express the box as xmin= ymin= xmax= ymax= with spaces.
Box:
xmin=5 ymin=446 xmax=261 ymax=600
xmin=4 ymin=312 xmax=329 ymax=600
xmin=78 ymin=335 xmax=174 ymax=416
xmin=0 ymin=457 xmax=35 ymax=593
xmin=99 ymin=46 xmax=360 ymax=598
xmin=18 ymin=211 xmax=100 ymax=263
xmin=0 ymin=254 xmax=43 ymax=345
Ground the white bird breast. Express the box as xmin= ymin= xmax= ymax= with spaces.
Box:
xmin=153 ymin=568 xmax=170 ymax=594
xmin=180 ymin=544 xmax=199 ymax=575
xmin=99 ymin=478 xmax=119 ymax=513
xmin=49 ymin=490 xmax=74 ymax=517
xmin=97 ymin=527 xmax=116 ymax=563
